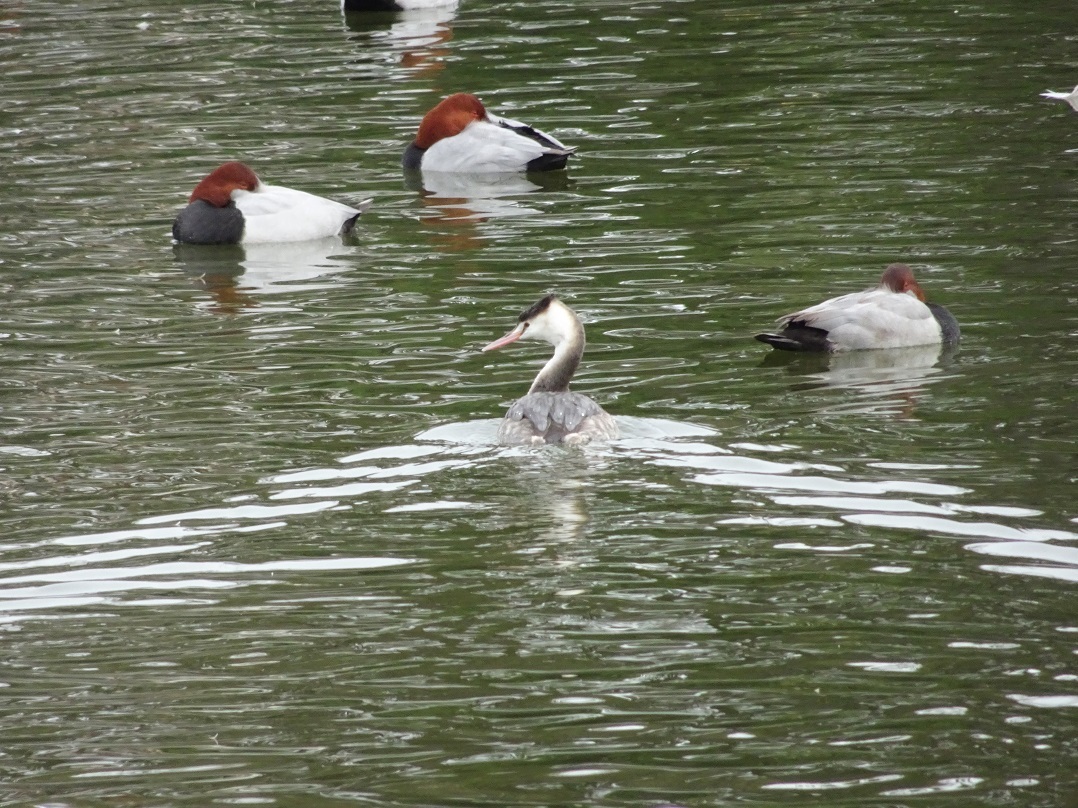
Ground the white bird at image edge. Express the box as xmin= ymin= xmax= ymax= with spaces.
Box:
xmin=1040 ymin=85 xmax=1078 ymax=111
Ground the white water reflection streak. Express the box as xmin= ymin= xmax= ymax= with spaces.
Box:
xmin=5 ymin=413 xmax=1073 ymax=620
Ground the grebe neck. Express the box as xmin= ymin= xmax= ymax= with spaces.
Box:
xmin=529 ymin=322 xmax=584 ymax=394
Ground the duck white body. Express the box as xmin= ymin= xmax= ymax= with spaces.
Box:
xmin=173 ymin=162 xmax=371 ymax=245
xmin=482 ymin=295 xmax=619 ymax=446
xmin=1041 ymin=85 xmax=1078 ymax=111
xmin=404 ymin=93 xmax=574 ymax=174
xmin=755 ymin=263 xmax=960 ymax=352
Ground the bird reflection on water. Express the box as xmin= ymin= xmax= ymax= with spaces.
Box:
xmin=759 ymin=343 xmax=960 ymax=419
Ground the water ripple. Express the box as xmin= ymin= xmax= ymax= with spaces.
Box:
xmin=2 ymin=0 xmax=1076 ymax=802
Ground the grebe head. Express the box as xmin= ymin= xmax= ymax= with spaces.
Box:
xmin=482 ymin=295 xmax=582 ymax=352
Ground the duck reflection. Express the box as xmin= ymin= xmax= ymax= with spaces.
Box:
xmin=174 ymin=239 xmax=357 ymax=314
xmin=762 ymin=344 xmax=959 ymax=418
xmin=341 ymin=1 xmax=458 ymax=79
xmin=407 ymin=170 xmax=570 ymax=251
xmin=0 ymin=4 xmax=21 ymax=35
xmin=410 ymin=170 xmax=567 ymax=218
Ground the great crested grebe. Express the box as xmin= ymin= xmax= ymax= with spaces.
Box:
xmin=755 ymin=263 xmax=960 ymax=352
xmin=403 ymin=93 xmax=575 ymax=173
xmin=173 ymin=162 xmax=371 ymax=245
xmin=482 ymin=295 xmax=619 ymax=446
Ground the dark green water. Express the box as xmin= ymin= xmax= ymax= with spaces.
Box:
xmin=1 ymin=1 xmax=1076 ymax=805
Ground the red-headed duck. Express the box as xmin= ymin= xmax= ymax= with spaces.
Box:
xmin=172 ymin=162 xmax=371 ymax=245
xmin=482 ymin=295 xmax=618 ymax=445
xmin=755 ymin=263 xmax=960 ymax=352
xmin=342 ymin=0 xmax=457 ymax=9
xmin=404 ymin=93 xmax=574 ymax=173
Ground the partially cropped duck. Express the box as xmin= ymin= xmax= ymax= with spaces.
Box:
xmin=482 ymin=295 xmax=619 ymax=446
xmin=342 ymin=0 xmax=457 ymax=9
xmin=1040 ymin=84 xmax=1078 ymax=112
xmin=172 ymin=162 xmax=371 ymax=245
xmin=755 ymin=263 xmax=960 ymax=352
xmin=403 ymin=93 xmax=575 ymax=173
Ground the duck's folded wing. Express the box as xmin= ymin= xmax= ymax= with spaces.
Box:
xmin=423 ymin=121 xmax=562 ymax=173
xmin=235 ymin=185 xmax=366 ymax=242
xmin=490 ymin=113 xmax=574 ymax=153
xmin=784 ymin=291 xmax=939 ymax=350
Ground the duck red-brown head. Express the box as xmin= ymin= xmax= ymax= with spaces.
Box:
xmin=189 ymin=161 xmax=261 ymax=207
xmin=881 ymin=262 xmax=926 ymax=302
xmin=414 ymin=93 xmax=488 ymax=150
